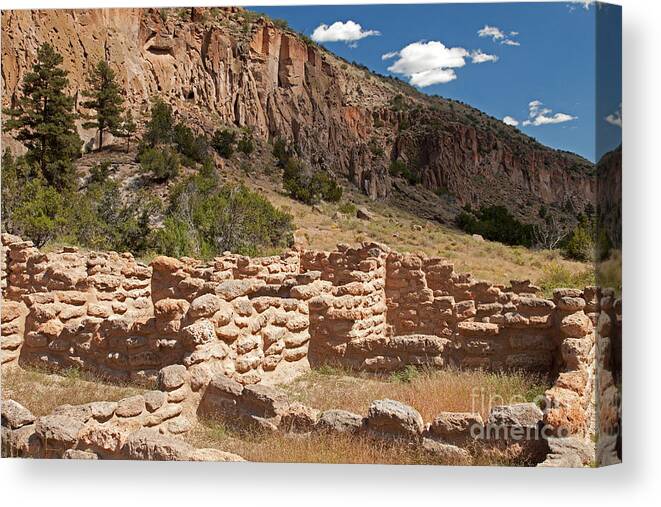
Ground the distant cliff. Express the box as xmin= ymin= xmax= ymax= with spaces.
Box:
xmin=1 ymin=7 xmax=595 ymax=221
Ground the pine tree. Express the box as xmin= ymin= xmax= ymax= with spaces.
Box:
xmin=4 ymin=43 xmax=82 ymax=190
xmin=81 ymin=60 xmax=125 ymax=150
xmin=117 ymin=109 xmax=137 ymax=152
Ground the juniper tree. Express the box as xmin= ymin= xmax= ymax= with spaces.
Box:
xmin=81 ymin=60 xmax=125 ymax=150
xmin=143 ymin=97 xmax=174 ymax=147
xmin=4 ymin=43 xmax=82 ymax=189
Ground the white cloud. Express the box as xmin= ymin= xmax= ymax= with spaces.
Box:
xmin=410 ymin=68 xmax=459 ymax=86
xmin=311 ymin=20 xmax=380 ymax=44
xmin=381 ymin=51 xmax=398 ymax=60
xmin=522 ymin=100 xmax=577 ymax=126
xmin=478 ymin=24 xmax=520 ymax=46
xmin=478 ymin=25 xmax=505 ymax=41
xmin=384 ymin=41 xmax=470 ymax=86
xmin=569 ymin=0 xmax=594 ymax=11
xmin=605 ymin=103 xmax=622 ymax=127
xmin=502 ymin=116 xmax=519 ymax=126
xmin=470 ymin=50 xmax=498 ymax=64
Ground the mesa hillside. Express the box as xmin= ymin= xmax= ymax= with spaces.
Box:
xmin=2 ymin=7 xmax=595 ymax=223
xmin=1 ymin=6 xmax=621 ymax=467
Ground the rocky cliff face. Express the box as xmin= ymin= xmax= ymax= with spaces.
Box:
xmin=1 ymin=7 xmax=594 ymax=217
xmin=597 ymin=146 xmax=622 ymax=248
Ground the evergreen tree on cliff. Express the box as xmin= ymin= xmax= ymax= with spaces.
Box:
xmin=117 ymin=109 xmax=137 ymax=153
xmin=4 ymin=43 xmax=82 ymax=190
xmin=81 ymin=60 xmax=125 ymax=150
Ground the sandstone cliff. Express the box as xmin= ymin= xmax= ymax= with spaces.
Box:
xmin=596 ymin=145 xmax=622 ymax=248
xmin=1 ymin=7 xmax=594 ymax=219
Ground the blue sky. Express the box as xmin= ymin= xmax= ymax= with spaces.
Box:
xmin=250 ymin=2 xmax=622 ymax=162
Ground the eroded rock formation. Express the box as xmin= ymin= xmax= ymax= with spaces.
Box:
xmin=2 ymin=7 xmax=594 ymax=216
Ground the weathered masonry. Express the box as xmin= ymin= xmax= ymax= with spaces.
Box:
xmin=1 ymin=234 xmax=621 ymax=464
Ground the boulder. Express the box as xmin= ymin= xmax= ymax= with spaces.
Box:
xmin=538 ymin=436 xmax=594 ymax=468
xmin=89 ymin=401 xmax=117 ymax=422
xmin=366 ymin=399 xmax=424 ymax=440
xmin=560 ymin=312 xmax=592 ymax=337
xmin=279 ymin=403 xmax=320 ymax=433
xmin=123 ymin=428 xmax=193 ymax=461
xmin=356 ymin=207 xmax=374 ymax=220
xmin=241 ymin=384 xmax=289 ymax=418
xmin=427 ymin=412 xmax=483 ymax=445
xmin=421 ymin=438 xmax=472 ymax=465
xmin=52 ymin=404 xmax=93 ymax=423
xmin=144 ymin=391 xmax=167 ymax=412
xmin=1 ymin=400 xmax=35 ymax=429
xmin=315 ymin=409 xmax=364 ymax=434
xmin=488 ymin=403 xmax=543 ymax=429
xmin=78 ymin=423 xmax=126 ymax=454
xmin=35 ymin=415 xmax=84 ymax=449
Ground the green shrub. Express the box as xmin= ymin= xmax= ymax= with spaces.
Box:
xmin=389 ymin=365 xmax=419 ymax=384
xmin=62 ymin=180 xmax=157 ymax=254
xmin=160 ymin=173 xmax=294 ymax=257
xmin=537 ymin=262 xmax=596 ymax=298
xmin=272 ymin=18 xmax=289 ymax=30
xmin=173 ymin=122 xmax=209 ymax=164
xmin=272 ymin=137 xmax=290 ymax=167
xmin=389 ymin=159 xmax=420 ymax=185
xmin=143 ymin=98 xmax=174 ymax=147
xmin=282 ymin=157 xmax=342 ymax=204
xmin=12 ymin=178 xmax=64 ymax=248
xmin=212 ymin=129 xmax=236 ymax=158
xmin=237 ymin=131 xmax=254 ymax=155
xmin=338 ymin=202 xmax=357 ymax=215
xmin=316 ymin=172 xmax=343 ymax=203
xmin=152 ymin=216 xmax=197 ymax=259
xmin=88 ymin=161 xmax=111 ymax=185
xmin=564 ymin=219 xmax=594 ymax=261
xmin=139 ymin=146 xmax=180 ymax=182
xmin=456 ymin=205 xmax=534 ymax=247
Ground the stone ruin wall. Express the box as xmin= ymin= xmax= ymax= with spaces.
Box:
xmin=1 ymin=233 xmax=621 ymax=464
xmin=1 ymin=233 xmax=606 ymax=387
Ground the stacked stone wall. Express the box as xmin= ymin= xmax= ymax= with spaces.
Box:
xmin=1 ymin=234 xmax=621 ymax=464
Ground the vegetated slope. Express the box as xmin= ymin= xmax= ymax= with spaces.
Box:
xmin=1 ymin=6 xmax=595 ymax=226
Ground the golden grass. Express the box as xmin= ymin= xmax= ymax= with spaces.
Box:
xmin=184 ymin=365 xmax=547 ymax=466
xmin=236 ymin=170 xmax=591 ymax=286
xmin=186 ymin=420 xmax=531 ymax=466
xmin=280 ymin=365 xmax=550 ymax=422
xmin=1 ymin=366 xmax=145 ymax=416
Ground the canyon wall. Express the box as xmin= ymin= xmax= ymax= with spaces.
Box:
xmin=1 ymin=7 xmax=594 ymax=212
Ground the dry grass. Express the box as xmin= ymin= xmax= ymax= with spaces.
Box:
xmin=185 ymin=365 xmax=548 ymax=466
xmin=186 ymin=420 xmax=531 ymax=466
xmin=1 ymin=366 xmax=146 ymax=416
xmin=236 ymin=170 xmax=590 ymax=286
xmin=279 ymin=365 xmax=549 ymax=422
